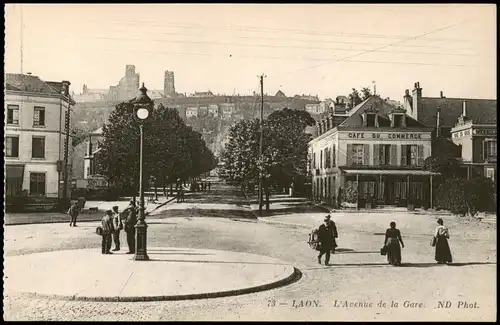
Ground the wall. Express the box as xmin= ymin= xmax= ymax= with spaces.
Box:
xmin=5 ymin=92 xmax=73 ymax=197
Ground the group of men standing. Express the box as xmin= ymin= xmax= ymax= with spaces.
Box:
xmin=100 ymin=200 xmax=138 ymax=255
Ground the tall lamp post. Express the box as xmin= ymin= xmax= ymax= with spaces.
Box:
xmin=133 ymin=83 xmax=153 ymax=261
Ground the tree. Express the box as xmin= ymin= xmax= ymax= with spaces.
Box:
xmin=95 ymin=102 xmax=215 ymax=197
xmin=360 ymin=87 xmax=372 ymax=100
xmin=348 ymin=88 xmax=363 ymax=108
xmin=220 ymin=108 xmax=315 ymax=211
xmin=436 ymin=177 xmax=496 ymax=216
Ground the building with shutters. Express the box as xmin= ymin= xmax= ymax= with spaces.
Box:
xmin=5 ymin=73 xmax=76 ymax=206
xmin=403 ymin=82 xmax=497 ymax=182
xmin=308 ymin=95 xmax=436 ymax=208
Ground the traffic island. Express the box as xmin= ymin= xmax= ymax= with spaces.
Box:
xmin=4 ymin=247 xmax=300 ymax=302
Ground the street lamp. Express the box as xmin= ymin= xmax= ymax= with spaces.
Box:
xmin=132 ymin=83 xmax=153 ymax=261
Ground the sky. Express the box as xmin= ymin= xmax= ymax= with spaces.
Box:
xmin=4 ymin=4 xmax=497 ymax=101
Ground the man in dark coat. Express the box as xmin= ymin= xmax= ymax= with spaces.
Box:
xmin=317 ymin=218 xmax=335 ymax=266
xmin=124 ymin=200 xmax=137 ymax=254
xmin=111 ymin=206 xmax=122 ymax=251
xmin=68 ymin=202 xmax=79 ymax=227
xmin=325 ymin=215 xmax=339 ymax=253
xmin=101 ymin=210 xmax=115 ymax=254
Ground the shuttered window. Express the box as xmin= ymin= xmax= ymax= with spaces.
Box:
xmin=6 ymin=136 xmax=19 ymax=157
xmin=390 ymin=144 xmax=398 ymax=166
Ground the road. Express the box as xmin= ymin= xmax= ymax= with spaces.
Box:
xmin=3 ymin=179 xmax=496 ymax=321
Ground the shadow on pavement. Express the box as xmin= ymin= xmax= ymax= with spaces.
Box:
xmin=148 ymin=252 xmax=215 ymax=256
xmin=306 ymin=261 xmax=496 ymax=270
xmin=159 ymin=209 xmax=257 ymax=219
xmin=257 ymin=205 xmax=326 ymax=217
xmin=148 ymin=258 xmax=289 ymax=266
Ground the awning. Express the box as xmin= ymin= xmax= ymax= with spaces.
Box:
xmin=5 ymin=164 xmax=25 ymax=179
xmin=343 ymin=169 xmax=440 ymax=176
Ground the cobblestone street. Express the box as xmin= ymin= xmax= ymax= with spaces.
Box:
xmin=3 ymin=181 xmax=496 ymax=321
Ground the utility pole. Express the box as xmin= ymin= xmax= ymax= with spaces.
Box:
xmin=258 ymin=74 xmax=266 ymax=216
xmin=62 ymin=81 xmax=72 ymax=210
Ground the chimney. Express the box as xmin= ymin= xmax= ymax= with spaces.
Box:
xmin=440 ymin=91 xmax=444 ymax=98
xmin=411 ymin=82 xmax=423 ymax=121
xmin=462 ymin=101 xmax=467 ymax=117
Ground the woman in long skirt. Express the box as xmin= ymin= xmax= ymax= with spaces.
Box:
xmin=434 ymin=218 xmax=452 ymax=264
xmin=384 ymin=221 xmax=405 ymax=266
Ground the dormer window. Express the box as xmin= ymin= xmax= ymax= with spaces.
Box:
xmin=362 ymin=112 xmax=379 ymax=127
xmin=389 ymin=106 xmax=407 ymax=128
xmin=366 ymin=113 xmax=376 ymax=127
xmin=393 ymin=114 xmax=404 ymax=127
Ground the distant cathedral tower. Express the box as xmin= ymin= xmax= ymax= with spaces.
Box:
xmin=164 ymin=71 xmax=176 ymax=97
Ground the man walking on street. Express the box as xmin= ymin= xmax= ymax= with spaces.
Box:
xmin=68 ymin=202 xmax=79 ymax=227
xmin=101 ymin=210 xmax=115 ymax=254
xmin=317 ymin=218 xmax=335 ymax=266
xmin=111 ymin=206 xmax=122 ymax=251
xmin=124 ymin=200 xmax=137 ymax=254
xmin=325 ymin=215 xmax=339 ymax=253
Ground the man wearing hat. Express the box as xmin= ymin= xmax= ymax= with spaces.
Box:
xmin=101 ymin=210 xmax=115 ymax=254
xmin=111 ymin=206 xmax=122 ymax=251
xmin=124 ymin=200 xmax=138 ymax=254
xmin=325 ymin=215 xmax=339 ymax=253
xmin=317 ymin=217 xmax=336 ymax=266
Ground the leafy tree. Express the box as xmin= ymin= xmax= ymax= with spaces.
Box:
xmin=220 ymin=108 xmax=315 ymax=211
xmin=436 ymin=177 xmax=495 ymax=216
xmin=95 ymin=102 xmax=216 ymax=197
xmin=348 ymin=88 xmax=363 ymax=108
xmin=360 ymin=87 xmax=372 ymax=100
xmin=423 ymin=155 xmax=461 ymax=180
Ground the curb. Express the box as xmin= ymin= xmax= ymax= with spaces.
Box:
xmin=6 ymin=267 xmax=302 ymax=303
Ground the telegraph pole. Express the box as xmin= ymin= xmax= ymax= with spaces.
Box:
xmin=258 ymin=74 xmax=266 ymax=216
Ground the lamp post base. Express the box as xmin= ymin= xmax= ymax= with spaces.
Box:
xmin=134 ymin=222 xmax=149 ymax=261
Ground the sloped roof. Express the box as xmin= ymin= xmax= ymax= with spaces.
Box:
xmin=46 ymin=81 xmax=63 ymax=93
xmin=339 ymin=95 xmax=427 ymax=128
xmin=5 ymin=73 xmax=59 ymax=94
xmin=418 ymin=97 xmax=497 ymax=127
xmin=275 ymin=90 xmax=286 ymax=97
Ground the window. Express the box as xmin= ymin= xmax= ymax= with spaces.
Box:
xmin=33 ymin=106 xmax=46 ymax=126
xmin=32 ymin=136 xmax=45 ymax=159
xmin=381 ymin=145 xmax=391 ymax=165
xmin=486 ymin=168 xmax=495 ymax=181
xmin=366 ymin=113 xmax=376 ymax=127
xmin=393 ymin=114 xmax=404 ymax=127
xmin=320 ymin=150 xmax=323 ymax=169
xmin=483 ymin=140 xmax=497 ymax=162
xmin=7 ymin=105 xmax=19 ymax=125
xmin=351 ymin=144 xmax=364 ymax=165
xmin=401 ymin=145 xmax=424 ymax=166
xmin=6 ymin=136 xmax=19 ymax=157
xmin=30 ymin=172 xmax=46 ymax=196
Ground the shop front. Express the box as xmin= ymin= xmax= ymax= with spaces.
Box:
xmin=342 ymin=169 xmax=439 ymax=209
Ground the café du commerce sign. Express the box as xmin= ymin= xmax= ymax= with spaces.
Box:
xmin=345 ymin=131 xmax=428 ymax=140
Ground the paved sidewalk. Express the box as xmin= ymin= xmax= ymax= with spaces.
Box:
xmin=4 ymin=247 xmax=297 ymax=302
xmin=4 ymin=197 xmax=176 ymax=226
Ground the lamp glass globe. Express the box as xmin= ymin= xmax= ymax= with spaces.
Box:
xmin=137 ymin=108 xmax=149 ymax=120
